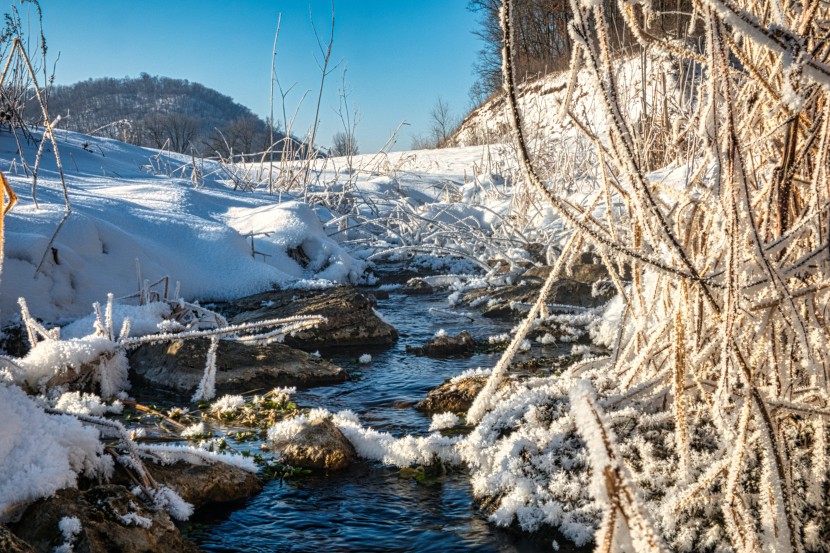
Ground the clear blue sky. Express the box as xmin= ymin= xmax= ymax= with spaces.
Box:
xmin=24 ymin=1 xmax=483 ymax=153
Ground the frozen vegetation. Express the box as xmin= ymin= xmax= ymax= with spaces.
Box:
xmin=3 ymin=0 xmax=830 ymax=551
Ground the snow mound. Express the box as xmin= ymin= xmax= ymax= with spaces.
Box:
xmin=0 ymin=384 xmax=112 ymax=520
xmin=225 ymin=200 xmax=366 ymax=283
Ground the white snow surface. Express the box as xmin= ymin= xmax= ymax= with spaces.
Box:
xmin=0 ymin=127 xmax=563 ymax=328
xmin=0 ymin=130 xmax=367 ymax=325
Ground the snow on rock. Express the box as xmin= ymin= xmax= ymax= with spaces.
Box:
xmin=137 ymin=443 xmax=258 ymax=474
xmin=54 ymin=391 xmax=123 ymax=416
xmin=54 ymin=515 xmax=83 ymax=553
xmin=269 ymin=409 xmax=463 ymax=468
xmin=10 ymin=336 xmax=127 ymax=395
xmin=61 ymin=301 xmax=172 ymax=340
xmin=428 ymin=412 xmax=461 ymax=431
xmin=0 ymin=384 xmax=112 ymax=519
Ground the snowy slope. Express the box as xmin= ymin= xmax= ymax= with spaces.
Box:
xmin=452 ymin=55 xmax=680 ymax=148
xmin=1 ymin=127 xmax=543 ymax=327
xmin=0 ymin=130 xmax=365 ymax=325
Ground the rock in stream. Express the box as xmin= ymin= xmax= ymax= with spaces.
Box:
xmin=215 ymin=286 xmax=398 ymax=351
xmin=276 ymin=417 xmax=357 ymax=471
xmin=129 ymin=338 xmax=346 ymax=396
xmin=406 ymin=330 xmax=476 ymax=358
xmin=10 ymin=485 xmax=198 ymax=553
xmin=463 ymin=257 xmax=615 ymax=319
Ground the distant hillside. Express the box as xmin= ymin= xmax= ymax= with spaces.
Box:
xmin=41 ymin=74 xmax=292 ymax=157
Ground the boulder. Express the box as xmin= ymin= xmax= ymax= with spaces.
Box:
xmin=464 ymin=259 xmax=615 ymax=319
xmin=278 ymin=417 xmax=356 ymax=470
xmin=417 ymin=375 xmax=488 ymax=414
xmin=114 ymin=461 xmax=262 ymax=510
xmin=11 ymin=485 xmax=198 ymax=553
xmin=418 ymin=374 xmax=519 ymax=415
xmin=406 ymin=331 xmax=476 ymax=358
xmin=404 ymin=277 xmax=434 ymax=295
xmin=215 ymin=287 xmax=398 ymax=351
xmin=128 ymin=338 xmax=346 ymax=396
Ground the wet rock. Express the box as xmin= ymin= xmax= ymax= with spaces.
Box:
xmin=404 ymin=277 xmax=434 ymax=295
xmin=215 ymin=286 xmax=398 ymax=351
xmin=464 ymin=259 xmax=615 ymax=319
xmin=406 ymin=331 xmax=475 ymax=358
xmin=11 ymin=485 xmax=198 ymax=553
xmin=278 ymin=417 xmax=356 ymax=470
xmin=128 ymin=338 xmax=346 ymax=396
xmin=417 ymin=375 xmax=488 ymax=414
xmin=363 ymin=288 xmax=390 ymax=300
xmin=117 ymin=461 xmax=262 ymax=510
xmin=0 ymin=525 xmax=35 ymax=553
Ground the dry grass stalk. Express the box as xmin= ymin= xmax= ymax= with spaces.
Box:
xmin=484 ymin=0 xmax=830 ymax=548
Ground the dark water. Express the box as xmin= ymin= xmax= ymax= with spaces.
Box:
xmin=190 ymin=283 xmax=567 ymax=553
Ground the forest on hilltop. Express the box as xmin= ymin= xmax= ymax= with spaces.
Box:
xmin=40 ymin=74 xmax=292 ymax=158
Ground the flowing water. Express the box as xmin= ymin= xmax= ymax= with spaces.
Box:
xmin=188 ymin=278 xmax=583 ymax=553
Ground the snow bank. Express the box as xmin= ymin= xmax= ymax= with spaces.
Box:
xmin=0 ymin=129 xmax=368 ymax=326
xmin=225 ymin=200 xmax=366 ymax=283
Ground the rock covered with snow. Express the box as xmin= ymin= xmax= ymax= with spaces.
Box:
xmin=7 ymin=336 xmax=129 ymax=398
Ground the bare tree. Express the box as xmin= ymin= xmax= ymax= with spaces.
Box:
xmin=429 ymin=96 xmax=457 ymax=147
xmin=329 ymin=130 xmax=358 ymax=157
xmin=143 ymin=111 xmax=168 ymax=149
xmin=225 ymin=116 xmax=260 ymax=156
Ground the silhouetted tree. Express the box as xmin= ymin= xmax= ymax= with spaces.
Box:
xmin=330 ymin=130 xmax=358 ymax=157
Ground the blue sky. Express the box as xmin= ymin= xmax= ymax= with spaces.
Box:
xmin=27 ymin=1 xmax=483 ymax=153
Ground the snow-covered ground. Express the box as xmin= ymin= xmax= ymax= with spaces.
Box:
xmin=0 ymin=129 xmax=538 ymax=327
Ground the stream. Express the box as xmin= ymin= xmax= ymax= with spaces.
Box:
xmin=187 ymin=279 xmax=580 ymax=553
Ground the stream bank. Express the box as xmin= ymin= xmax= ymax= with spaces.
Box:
xmin=4 ymin=261 xmax=606 ymax=553
xmin=189 ymin=267 xmax=596 ymax=553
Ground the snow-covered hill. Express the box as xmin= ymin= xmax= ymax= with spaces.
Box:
xmin=452 ymin=54 xmax=681 ymax=149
